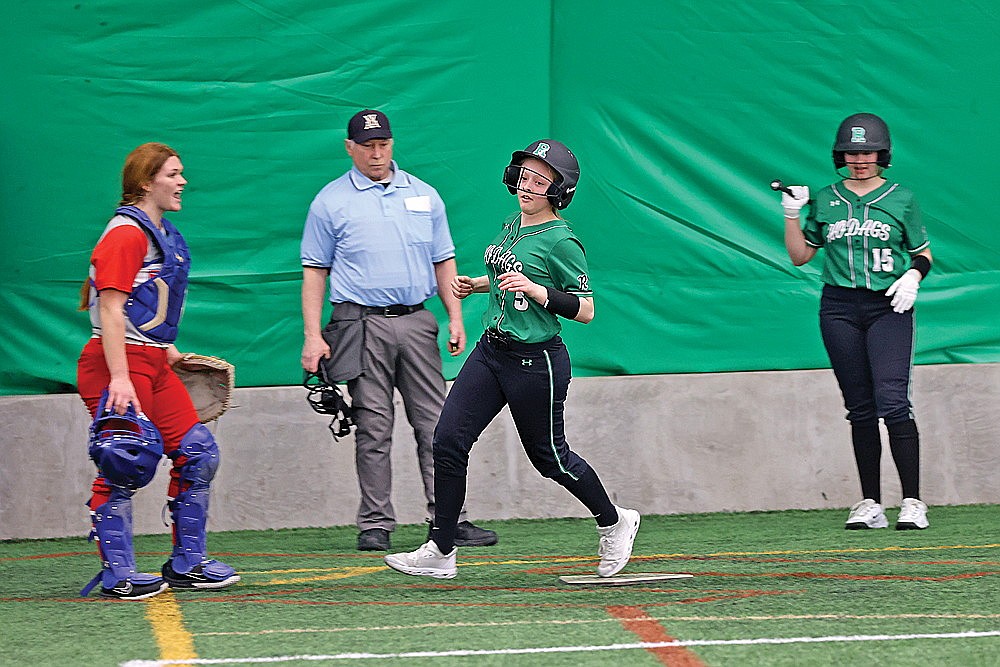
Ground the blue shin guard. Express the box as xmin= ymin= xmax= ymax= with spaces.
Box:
xmin=81 ymin=488 xmax=164 ymax=597
xmin=164 ymin=424 xmax=238 ymax=588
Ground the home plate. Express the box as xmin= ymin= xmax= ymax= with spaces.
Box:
xmin=558 ymin=573 xmax=693 ymax=586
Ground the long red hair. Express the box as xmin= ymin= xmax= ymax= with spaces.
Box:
xmin=79 ymin=143 xmax=180 ymax=310
xmin=119 ymin=142 xmax=180 ymax=206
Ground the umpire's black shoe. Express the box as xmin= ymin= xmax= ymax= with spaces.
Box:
xmin=455 ymin=521 xmax=498 ymax=547
xmin=358 ymin=528 xmax=391 ymax=551
xmin=427 ymin=520 xmax=499 ymax=547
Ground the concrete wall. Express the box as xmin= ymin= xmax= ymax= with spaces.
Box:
xmin=1 ymin=363 xmax=998 ymax=540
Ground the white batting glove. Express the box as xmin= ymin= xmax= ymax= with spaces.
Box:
xmin=885 ymin=269 xmax=921 ymax=313
xmin=781 ymin=185 xmax=809 ymax=218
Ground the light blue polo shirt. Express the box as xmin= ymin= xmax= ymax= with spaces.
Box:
xmin=301 ymin=161 xmax=455 ymax=307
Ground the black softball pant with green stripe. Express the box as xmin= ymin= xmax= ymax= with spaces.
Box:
xmin=430 ymin=332 xmax=610 ymax=545
xmin=819 ymin=284 xmax=916 ymax=425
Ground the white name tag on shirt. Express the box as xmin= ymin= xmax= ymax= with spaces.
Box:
xmin=404 ymin=195 xmax=431 ymax=213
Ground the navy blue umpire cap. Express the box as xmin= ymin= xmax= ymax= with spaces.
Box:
xmin=348 ymin=109 xmax=392 ymax=143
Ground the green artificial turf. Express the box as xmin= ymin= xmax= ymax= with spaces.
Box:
xmin=1 ymin=505 xmax=998 ymax=666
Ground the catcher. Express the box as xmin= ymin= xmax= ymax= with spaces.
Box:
xmin=76 ymin=142 xmax=239 ymax=600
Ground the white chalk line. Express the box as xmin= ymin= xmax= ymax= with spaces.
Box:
xmin=121 ymin=630 xmax=1000 ymax=666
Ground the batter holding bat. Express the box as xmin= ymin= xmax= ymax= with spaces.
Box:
xmin=385 ymin=139 xmax=640 ymax=579
xmin=779 ymin=113 xmax=933 ymax=530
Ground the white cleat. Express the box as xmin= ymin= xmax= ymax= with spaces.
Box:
xmin=896 ymin=498 xmax=929 ymax=530
xmin=845 ymin=499 xmax=889 ymax=529
xmin=384 ymin=540 xmax=457 ymax=579
xmin=597 ymin=506 xmax=641 ymax=577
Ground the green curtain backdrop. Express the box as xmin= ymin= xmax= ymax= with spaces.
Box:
xmin=2 ymin=1 xmax=998 ymax=395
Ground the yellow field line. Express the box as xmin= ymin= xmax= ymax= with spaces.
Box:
xmin=242 ymin=557 xmax=622 ymax=584
xmin=244 ymin=557 xmax=652 ymax=584
xmin=235 ymin=543 xmax=1000 ymax=585
xmin=227 ymin=542 xmax=1000 ymax=577
xmin=259 ymin=565 xmax=385 ymax=586
xmin=145 ymin=591 xmax=196 ymax=667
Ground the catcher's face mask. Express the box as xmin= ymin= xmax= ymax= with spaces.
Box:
xmin=88 ymin=389 xmax=164 ymax=489
xmin=303 ymin=370 xmax=354 ymax=440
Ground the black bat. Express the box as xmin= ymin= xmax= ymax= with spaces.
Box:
xmin=770 ymin=179 xmax=794 ymax=196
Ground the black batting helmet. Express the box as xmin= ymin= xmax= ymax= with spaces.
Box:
xmin=502 ymin=139 xmax=580 ymax=210
xmin=833 ymin=113 xmax=892 ymax=169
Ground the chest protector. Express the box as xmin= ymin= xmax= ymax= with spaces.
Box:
xmin=117 ymin=205 xmax=191 ymax=343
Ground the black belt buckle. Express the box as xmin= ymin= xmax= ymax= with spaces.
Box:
xmin=377 ymin=303 xmax=422 ymax=317
xmin=485 ymin=328 xmax=510 ymax=349
xmin=376 ymin=305 xmax=407 ymax=317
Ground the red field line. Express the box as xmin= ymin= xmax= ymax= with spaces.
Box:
xmin=134 ymin=587 xmax=799 ymax=608
xmin=0 ymin=551 xmax=392 ymax=562
xmin=0 ymin=552 xmax=92 ymax=561
xmin=696 ymin=570 xmax=1000 ymax=582
xmin=656 ymin=556 xmax=1000 ymax=566
xmin=0 ymin=582 xmax=802 ymax=606
xmin=608 ymin=605 xmax=708 ymax=666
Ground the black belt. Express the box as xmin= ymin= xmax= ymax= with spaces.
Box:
xmin=360 ymin=303 xmax=425 ymax=317
xmin=483 ymin=328 xmax=557 ymax=352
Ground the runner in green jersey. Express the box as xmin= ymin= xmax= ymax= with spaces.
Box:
xmin=385 ymin=139 xmax=640 ymax=580
xmin=480 ymin=214 xmax=593 ymax=343
xmin=780 ymin=113 xmax=934 ymax=532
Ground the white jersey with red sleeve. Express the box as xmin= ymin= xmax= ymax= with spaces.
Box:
xmin=87 ymin=214 xmax=170 ymax=346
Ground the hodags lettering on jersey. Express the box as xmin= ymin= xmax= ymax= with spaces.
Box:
xmin=484 ymin=243 xmax=523 ymax=273
xmin=826 ymin=217 xmax=891 ymax=243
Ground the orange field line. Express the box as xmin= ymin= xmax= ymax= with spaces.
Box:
xmin=3 ymin=543 xmax=998 ymax=563
xmin=609 ymin=605 xmax=708 ymax=666
xmin=693 ymin=570 xmax=1000 ymax=582
xmin=190 ymin=612 xmax=1000 ymax=637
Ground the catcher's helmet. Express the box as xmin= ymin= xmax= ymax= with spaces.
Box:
xmin=833 ymin=112 xmax=891 ymax=169
xmin=303 ymin=369 xmax=354 ymax=440
xmin=88 ymin=390 xmax=164 ymax=489
xmin=502 ymin=139 xmax=580 ymax=210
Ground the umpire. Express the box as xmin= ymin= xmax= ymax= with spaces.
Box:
xmin=300 ymin=109 xmax=497 ymax=551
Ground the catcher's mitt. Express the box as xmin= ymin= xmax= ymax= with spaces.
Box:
xmin=173 ymin=353 xmax=235 ymax=423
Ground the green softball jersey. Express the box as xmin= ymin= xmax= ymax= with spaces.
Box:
xmin=803 ymin=179 xmax=929 ymax=291
xmin=481 ymin=214 xmax=593 ymax=343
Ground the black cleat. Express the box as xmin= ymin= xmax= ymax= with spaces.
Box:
xmin=100 ymin=577 xmax=169 ymax=600
xmin=357 ymin=528 xmax=391 ymax=551
xmin=162 ymin=559 xmax=240 ymax=590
